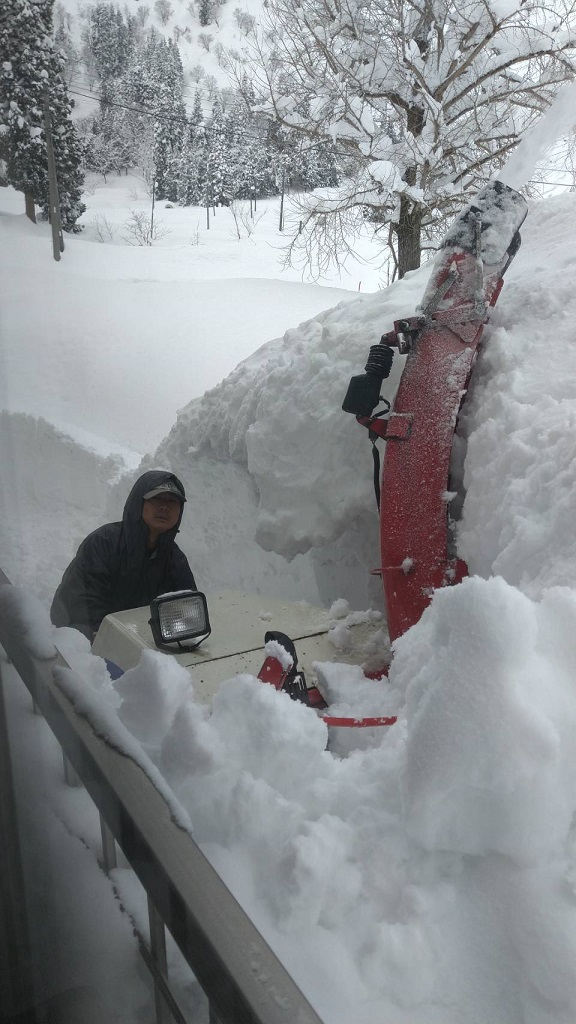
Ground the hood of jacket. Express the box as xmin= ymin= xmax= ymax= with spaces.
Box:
xmin=122 ymin=469 xmax=187 ymax=559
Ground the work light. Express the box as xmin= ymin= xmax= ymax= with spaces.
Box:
xmin=149 ymin=591 xmax=211 ymax=651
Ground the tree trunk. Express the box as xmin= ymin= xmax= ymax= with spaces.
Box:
xmin=396 ymin=196 xmax=422 ymax=279
xmin=24 ymin=193 xmax=36 ymax=223
xmin=395 ymin=102 xmax=426 ymax=279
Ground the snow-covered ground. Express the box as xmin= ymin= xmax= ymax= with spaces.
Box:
xmin=0 ymin=178 xmax=374 ymax=456
xmin=3 ymin=171 xmax=576 ymax=1024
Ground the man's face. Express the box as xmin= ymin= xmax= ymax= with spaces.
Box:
xmin=142 ymin=492 xmax=182 ymax=535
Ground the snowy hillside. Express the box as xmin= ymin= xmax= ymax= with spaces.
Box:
xmin=58 ymin=0 xmax=265 ymax=107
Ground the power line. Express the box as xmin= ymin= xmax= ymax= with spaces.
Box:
xmin=69 ymin=85 xmax=341 ymax=158
xmin=70 ymin=87 xmax=289 ymax=146
xmin=527 ymin=179 xmax=575 ymax=188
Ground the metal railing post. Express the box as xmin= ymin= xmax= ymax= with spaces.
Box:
xmin=148 ymin=895 xmax=171 ymax=1024
xmin=100 ymin=816 xmax=117 ymax=873
xmin=0 ymin=656 xmax=37 ymax=1019
xmin=63 ymin=753 xmax=81 ymax=786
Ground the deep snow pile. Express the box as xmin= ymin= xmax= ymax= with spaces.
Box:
xmin=147 ymin=194 xmax=576 ymax=610
xmin=4 ymin=178 xmax=576 ymax=1022
xmin=146 ymin=269 xmax=426 ymax=609
xmin=457 ymin=195 xmax=576 ymax=596
xmin=39 ymin=572 xmax=576 ymax=1024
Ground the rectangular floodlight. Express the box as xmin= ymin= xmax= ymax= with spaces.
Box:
xmin=149 ymin=591 xmax=211 ymax=650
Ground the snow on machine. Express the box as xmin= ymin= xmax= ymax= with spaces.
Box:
xmin=92 ymin=180 xmax=528 ymax=728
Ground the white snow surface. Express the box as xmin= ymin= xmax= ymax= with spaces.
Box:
xmin=3 ymin=179 xmax=576 ymax=1023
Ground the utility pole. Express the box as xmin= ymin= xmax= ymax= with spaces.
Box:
xmin=278 ymin=164 xmax=286 ymax=232
xmin=43 ymin=91 xmax=64 ymax=262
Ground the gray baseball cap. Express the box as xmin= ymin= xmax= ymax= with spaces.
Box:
xmin=143 ymin=482 xmax=185 ymax=502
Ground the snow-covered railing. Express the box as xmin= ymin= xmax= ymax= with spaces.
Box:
xmin=0 ymin=574 xmax=323 ymax=1024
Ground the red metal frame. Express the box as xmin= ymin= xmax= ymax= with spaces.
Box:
xmin=358 ymin=190 xmax=527 ymax=643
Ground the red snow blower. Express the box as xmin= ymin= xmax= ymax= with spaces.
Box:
xmin=261 ymin=180 xmax=528 ymax=724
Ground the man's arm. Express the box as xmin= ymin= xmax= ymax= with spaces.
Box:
xmin=51 ymin=531 xmax=116 ymax=638
xmin=168 ymin=548 xmax=197 ymax=592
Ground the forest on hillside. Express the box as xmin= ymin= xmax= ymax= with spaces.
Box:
xmin=57 ymin=1 xmax=342 ymax=206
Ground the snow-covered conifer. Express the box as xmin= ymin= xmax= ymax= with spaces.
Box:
xmin=0 ymin=0 xmax=85 ymax=230
xmin=82 ymin=3 xmax=132 ymax=84
xmin=204 ymin=95 xmax=233 ymax=206
xmin=53 ymin=4 xmax=79 ymax=87
xmin=150 ymin=38 xmax=185 ymax=200
xmin=198 ymin=0 xmax=213 ymax=27
xmin=176 ymin=94 xmax=206 ymax=204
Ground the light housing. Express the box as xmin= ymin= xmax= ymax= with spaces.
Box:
xmin=149 ymin=591 xmax=211 ymax=651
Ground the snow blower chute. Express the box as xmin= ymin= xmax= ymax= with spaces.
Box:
xmin=343 ymin=179 xmax=528 ymax=644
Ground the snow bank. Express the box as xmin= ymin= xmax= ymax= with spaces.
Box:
xmin=142 ymin=269 xmax=428 ymax=607
xmin=396 ymin=576 xmax=576 ymax=864
xmin=155 ymin=274 xmax=422 ymax=560
xmin=0 ymin=411 xmax=122 ymax=604
xmin=47 ymin=569 xmax=576 ymax=1023
xmin=459 ymin=194 xmax=576 ymax=597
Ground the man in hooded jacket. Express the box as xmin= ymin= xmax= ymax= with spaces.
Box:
xmin=50 ymin=470 xmax=197 ymax=641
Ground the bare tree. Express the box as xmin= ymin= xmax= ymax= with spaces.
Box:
xmin=198 ymin=31 xmax=213 ymax=50
xmin=189 ymin=62 xmax=206 ymax=82
xmin=232 ymin=0 xmax=576 ymax=277
xmin=233 ymin=7 xmax=256 ymax=34
xmin=122 ymin=210 xmax=169 ymax=245
xmin=204 ymin=73 xmax=219 ymax=100
xmin=154 ymin=0 xmax=173 ymax=24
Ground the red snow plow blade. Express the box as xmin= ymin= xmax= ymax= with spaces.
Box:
xmin=345 ymin=179 xmax=528 ymax=643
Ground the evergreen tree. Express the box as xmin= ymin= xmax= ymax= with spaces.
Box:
xmin=204 ymin=95 xmax=232 ymax=206
xmin=299 ymin=139 xmax=338 ymax=190
xmin=53 ymin=3 xmax=79 ymax=87
xmin=150 ymin=39 xmax=185 ymax=200
xmin=198 ymin=0 xmax=213 ymax=27
xmin=122 ymin=28 xmax=166 ymax=107
xmin=222 ymin=97 xmax=264 ymax=201
xmin=0 ymin=0 xmax=85 ymax=230
xmin=189 ymin=90 xmax=203 ymax=132
xmin=177 ymin=93 xmax=206 ymax=205
xmin=83 ymin=3 xmax=132 ymax=85
xmin=266 ymin=121 xmax=299 ymax=194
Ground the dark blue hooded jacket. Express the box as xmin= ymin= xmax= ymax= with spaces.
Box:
xmin=50 ymin=470 xmax=196 ymax=639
